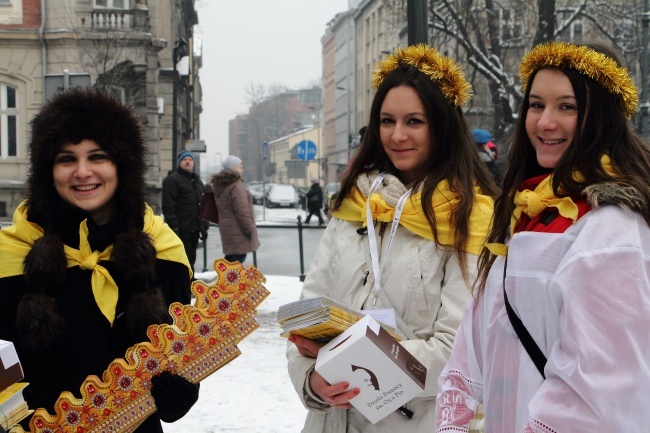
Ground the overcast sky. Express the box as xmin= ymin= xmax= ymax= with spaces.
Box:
xmin=195 ymin=1 xmax=349 ymax=165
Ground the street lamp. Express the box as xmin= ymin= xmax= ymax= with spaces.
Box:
xmin=172 ymin=37 xmax=188 ymax=170
xmin=308 ymin=106 xmax=321 ymax=185
xmin=336 ymin=86 xmax=352 ymax=163
xmin=214 ymin=152 xmax=222 ymax=171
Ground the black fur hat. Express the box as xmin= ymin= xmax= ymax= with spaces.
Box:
xmin=26 ymin=87 xmax=147 ymax=232
xmin=17 ymin=87 xmax=165 ymax=361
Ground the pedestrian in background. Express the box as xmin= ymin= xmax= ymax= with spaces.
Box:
xmin=162 ymin=149 xmax=209 ymax=274
xmin=304 ymin=178 xmax=325 ymax=226
xmin=437 ymin=41 xmax=650 ymax=433
xmin=0 ymin=88 xmax=199 ymax=432
xmin=211 ymin=155 xmax=259 ymax=264
xmin=471 ymin=128 xmax=500 ymax=183
xmin=287 ymin=44 xmax=497 ymax=432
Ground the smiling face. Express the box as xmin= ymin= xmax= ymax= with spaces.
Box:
xmin=53 ymin=139 xmax=118 ymax=225
xmin=525 ymin=68 xmax=578 ymax=169
xmin=379 ymin=85 xmax=431 ymax=184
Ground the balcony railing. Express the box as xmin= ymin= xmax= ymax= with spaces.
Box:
xmin=86 ymin=9 xmax=134 ymax=30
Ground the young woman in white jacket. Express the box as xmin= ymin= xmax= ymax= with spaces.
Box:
xmin=286 ymin=44 xmax=498 ymax=433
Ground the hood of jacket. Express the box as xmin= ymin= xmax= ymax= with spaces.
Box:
xmin=211 ymin=170 xmax=242 ymax=195
xmin=586 ymin=181 xmax=646 ymax=213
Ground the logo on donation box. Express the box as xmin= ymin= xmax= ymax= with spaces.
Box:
xmin=295 ymin=140 xmax=317 ymax=161
xmin=315 ymin=315 xmax=427 ymax=424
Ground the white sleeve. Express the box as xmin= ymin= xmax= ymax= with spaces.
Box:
xmin=525 ymin=221 xmax=650 ymax=433
xmin=436 ymin=297 xmax=484 ymax=432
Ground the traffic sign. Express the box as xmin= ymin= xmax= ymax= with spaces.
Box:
xmin=295 ymin=140 xmax=317 ymax=161
xmin=263 ymin=141 xmax=268 ymax=160
xmin=186 ymin=139 xmax=206 ymax=152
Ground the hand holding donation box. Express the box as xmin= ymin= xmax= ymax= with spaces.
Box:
xmin=315 ymin=315 xmax=426 ymax=424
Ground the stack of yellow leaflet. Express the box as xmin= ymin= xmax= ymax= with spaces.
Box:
xmin=0 ymin=339 xmax=31 ymax=430
xmin=277 ymin=296 xmax=402 ymax=342
xmin=0 ymin=383 xmax=31 ymax=430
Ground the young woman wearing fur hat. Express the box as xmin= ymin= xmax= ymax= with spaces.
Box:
xmin=436 ymin=42 xmax=650 ymax=432
xmin=286 ymin=44 xmax=497 ymax=432
xmin=0 ymin=88 xmax=199 ymax=432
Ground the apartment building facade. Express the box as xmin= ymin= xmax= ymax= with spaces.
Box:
xmin=0 ymin=0 xmax=201 ymax=217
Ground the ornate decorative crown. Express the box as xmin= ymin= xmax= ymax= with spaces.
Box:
xmin=371 ymin=44 xmax=472 ymax=107
xmin=519 ymin=41 xmax=638 ymax=119
xmin=10 ymin=259 xmax=269 ymax=433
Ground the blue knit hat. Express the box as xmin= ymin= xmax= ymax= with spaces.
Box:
xmin=177 ymin=149 xmax=194 ymax=165
xmin=471 ymin=129 xmax=492 ymax=144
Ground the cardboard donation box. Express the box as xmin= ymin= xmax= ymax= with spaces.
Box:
xmin=315 ymin=315 xmax=426 ymax=424
xmin=0 ymin=339 xmax=23 ymax=392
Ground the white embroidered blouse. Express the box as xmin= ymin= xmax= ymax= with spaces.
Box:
xmin=436 ymin=205 xmax=650 ymax=433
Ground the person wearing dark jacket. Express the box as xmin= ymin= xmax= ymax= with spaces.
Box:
xmin=211 ymin=155 xmax=260 ymax=264
xmin=0 ymin=88 xmax=198 ymax=432
xmin=304 ymin=178 xmax=325 ymax=226
xmin=162 ymin=149 xmax=209 ymax=273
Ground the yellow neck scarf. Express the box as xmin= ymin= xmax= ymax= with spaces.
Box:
xmin=0 ymin=202 xmax=191 ymax=324
xmin=332 ymin=179 xmax=494 ymax=255
xmin=511 ymin=155 xmax=616 ymax=234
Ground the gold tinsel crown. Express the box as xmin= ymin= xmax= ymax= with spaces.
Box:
xmin=371 ymin=44 xmax=472 ymax=107
xmin=520 ymin=41 xmax=638 ymax=119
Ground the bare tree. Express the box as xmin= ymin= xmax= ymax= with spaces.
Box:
xmin=381 ymin=0 xmax=644 ymax=140
xmin=46 ymin=6 xmax=149 ymax=108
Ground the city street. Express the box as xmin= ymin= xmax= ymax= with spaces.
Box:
xmin=196 ymin=205 xmax=328 ymax=280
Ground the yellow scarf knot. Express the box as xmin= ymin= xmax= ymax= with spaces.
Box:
xmin=79 ymin=251 xmax=100 ymax=270
xmin=364 ymin=193 xmax=396 ymax=224
xmin=511 ymin=155 xmax=616 ymax=234
xmin=511 ymin=174 xmax=579 ymax=234
xmin=332 ymin=179 xmax=494 ymax=255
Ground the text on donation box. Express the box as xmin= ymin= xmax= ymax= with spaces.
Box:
xmin=315 ymin=315 xmax=426 ymax=424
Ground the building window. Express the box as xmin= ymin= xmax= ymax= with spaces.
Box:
xmin=559 ymin=9 xmax=583 ymax=42
xmin=499 ymin=8 xmax=523 ymax=47
xmin=1 ymin=83 xmax=18 ymax=158
xmin=94 ymin=0 xmax=129 ymax=8
xmin=615 ymin=18 xmax=635 ymax=47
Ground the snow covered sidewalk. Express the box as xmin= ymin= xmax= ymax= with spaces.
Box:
xmin=163 ymin=273 xmax=307 ymax=433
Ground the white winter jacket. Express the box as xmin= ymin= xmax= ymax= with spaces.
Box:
xmin=287 ymin=174 xmax=478 ymax=433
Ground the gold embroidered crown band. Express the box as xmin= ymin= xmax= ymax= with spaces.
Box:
xmin=519 ymin=41 xmax=638 ymax=119
xmin=371 ymin=44 xmax=472 ymax=107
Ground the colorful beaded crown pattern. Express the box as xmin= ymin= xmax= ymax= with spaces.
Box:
xmin=519 ymin=41 xmax=638 ymax=119
xmin=9 ymin=258 xmax=269 ymax=433
xmin=371 ymin=43 xmax=472 ymax=107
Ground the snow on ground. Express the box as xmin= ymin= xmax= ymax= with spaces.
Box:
xmin=164 ymin=207 xmax=312 ymax=432
xmin=164 ymin=273 xmax=306 ymax=433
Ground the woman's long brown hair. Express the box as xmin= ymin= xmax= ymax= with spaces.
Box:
xmin=332 ymin=64 xmax=499 ymax=280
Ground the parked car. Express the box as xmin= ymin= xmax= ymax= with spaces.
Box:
xmin=265 ymin=184 xmax=298 ymax=208
xmin=324 ymin=182 xmax=341 ymax=213
xmin=247 ymin=183 xmax=266 ymax=205
xmin=295 ymin=185 xmax=308 ymax=210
